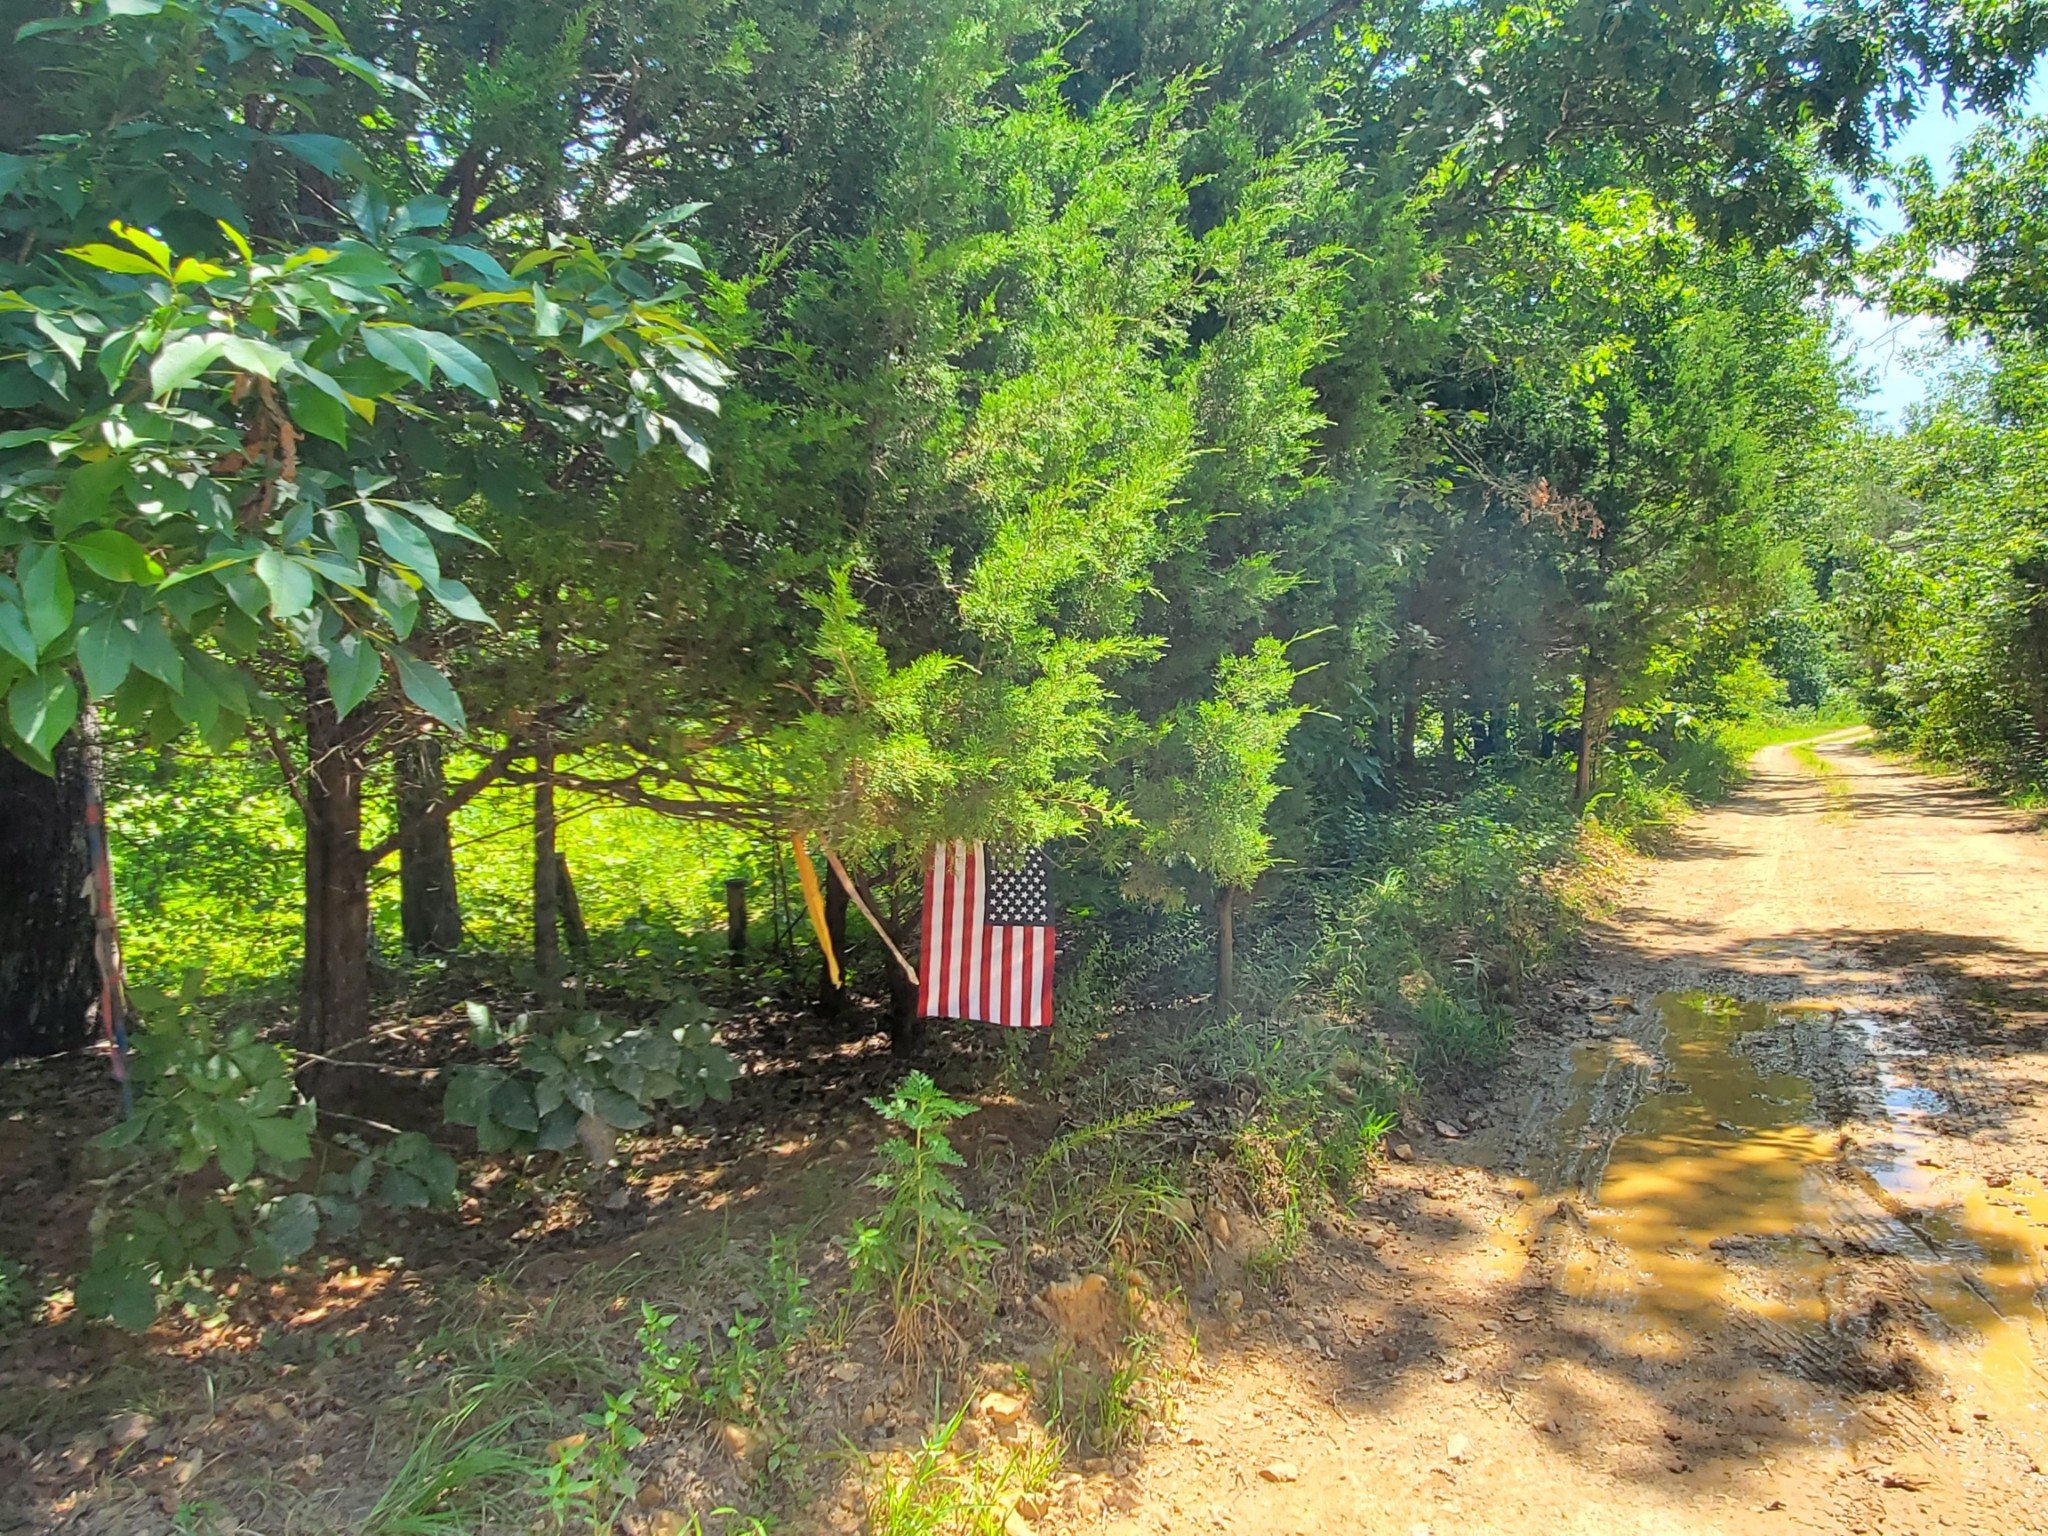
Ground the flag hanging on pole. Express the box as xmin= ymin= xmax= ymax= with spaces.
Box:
xmin=917 ymin=841 xmax=1054 ymax=1029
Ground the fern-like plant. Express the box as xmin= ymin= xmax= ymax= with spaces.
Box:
xmin=848 ymin=1072 xmax=996 ymax=1360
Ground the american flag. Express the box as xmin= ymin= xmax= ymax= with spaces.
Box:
xmin=917 ymin=841 xmax=1055 ymax=1029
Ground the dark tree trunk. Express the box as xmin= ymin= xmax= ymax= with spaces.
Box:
xmin=396 ymin=736 xmax=464 ymax=954
xmin=1442 ymin=702 xmax=1459 ymax=763
xmin=1397 ymin=692 xmax=1419 ymax=767
xmin=533 ymin=739 xmax=559 ymax=981
xmin=1215 ymin=885 xmax=1237 ymax=1013
xmin=556 ymin=852 xmax=589 ymax=956
xmin=299 ymin=677 xmax=372 ymax=1051
xmin=0 ymin=735 xmax=99 ymax=1060
xmin=818 ymin=871 xmax=849 ymax=1017
xmin=884 ymin=956 xmax=922 ymax=1055
xmin=1575 ymin=662 xmax=1608 ymax=804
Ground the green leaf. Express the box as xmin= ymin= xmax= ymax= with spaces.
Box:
xmin=253 ymin=550 xmax=314 ymax=619
xmin=389 ymin=647 xmax=466 ymax=731
xmin=251 ymin=1117 xmax=313 ymax=1168
xmin=362 ymin=505 xmax=440 ymax=580
xmin=34 ymin=314 xmax=86 ymax=370
xmin=590 ymin=1087 xmax=652 ymax=1131
xmin=0 ymin=601 xmax=37 ymax=668
xmin=360 ymin=325 xmax=433 ymax=386
xmin=111 ymin=221 xmax=172 ymax=273
xmin=131 ymin=619 xmax=185 ymax=690
xmin=68 ymin=529 xmax=161 ymax=583
xmin=150 ymin=334 xmax=225 ymax=395
xmin=274 ymin=0 xmax=344 ymax=43
xmin=216 ymin=1119 xmax=256 ymax=1184
xmin=8 ymin=668 xmax=77 ymax=756
xmin=326 ymin=631 xmax=382 ymax=718
xmin=262 ymin=1192 xmax=321 ymax=1261
xmin=77 ymin=613 xmax=135 ymax=697
xmin=219 ymin=335 xmax=291 ymax=380
xmin=410 ymin=328 xmax=498 ymax=399
xmin=76 ymin=1253 xmax=159 ymax=1333
xmin=62 ymin=243 xmax=167 ymax=277
xmin=284 ymin=376 xmax=350 ymax=445
xmin=268 ymin=132 xmax=373 ymax=182
xmin=52 ymin=456 xmax=124 ymax=538
xmin=18 ymin=544 xmax=73 ymax=648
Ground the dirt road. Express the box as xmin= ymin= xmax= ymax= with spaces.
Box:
xmin=1121 ymin=736 xmax=2048 ymax=1535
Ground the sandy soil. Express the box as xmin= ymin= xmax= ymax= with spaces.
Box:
xmin=1105 ymin=735 xmax=2048 ymax=1536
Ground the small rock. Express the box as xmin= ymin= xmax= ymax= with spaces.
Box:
xmin=980 ymin=1391 xmax=1027 ymax=1426
xmin=1004 ymin=1513 xmax=1036 ymax=1536
xmin=1441 ymin=1363 xmax=1470 ymax=1383
xmin=1434 ymin=1120 xmax=1462 ymax=1139
xmin=1447 ymin=1434 xmax=1472 ymax=1464
xmin=1986 ymin=1171 xmax=2012 ymax=1188
xmin=605 ymin=1186 xmax=633 ymax=1211
xmin=1016 ymin=1492 xmax=1051 ymax=1520
xmin=1380 ymin=1342 xmax=1400 ymax=1362
xmin=830 ymin=1359 xmax=864 ymax=1382
xmin=720 ymin=1422 xmax=763 ymax=1465
xmin=1204 ymin=1208 xmax=1234 ymax=1246
xmin=1508 ymin=1308 xmax=1537 ymax=1323
xmin=1258 ymin=1462 xmax=1301 ymax=1483
xmin=1393 ymin=1143 xmax=1415 ymax=1162
xmin=106 ymin=1412 xmax=154 ymax=1449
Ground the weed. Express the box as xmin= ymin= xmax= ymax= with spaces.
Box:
xmin=1042 ymin=1335 xmax=1159 ymax=1455
xmin=860 ymin=1401 xmax=1058 ymax=1536
xmin=849 ymin=1072 xmax=996 ymax=1360
xmin=635 ymin=1302 xmax=704 ymax=1422
xmin=360 ymin=1394 xmax=537 ymax=1536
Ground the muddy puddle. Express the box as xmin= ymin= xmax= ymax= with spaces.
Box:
xmin=1510 ymin=994 xmax=2048 ymax=1452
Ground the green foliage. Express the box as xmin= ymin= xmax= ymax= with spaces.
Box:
xmin=443 ymin=998 xmax=737 ymax=1158
xmin=75 ymin=974 xmax=376 ymax=1329
xmin=1132 ymin=637 xmax=1313 ymax=900
xmin=849 ymin=1072 xmax=996 ymax=1358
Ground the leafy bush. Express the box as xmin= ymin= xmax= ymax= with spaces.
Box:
xmin=77 ymin=977 xmax=456 ymax=1329
xmin=442 ymin=997 xmax=737 ymax=1160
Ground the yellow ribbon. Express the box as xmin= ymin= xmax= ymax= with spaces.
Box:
xmin=791 ymin=831 xmax=841 ymax=987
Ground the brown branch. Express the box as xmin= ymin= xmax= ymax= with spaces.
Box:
xmin=360 ymin=735 xmax=527 ymax=866
xmin=1265 ymin=0 xmax=1365 ymax=56
xmin=261 ymin=722 xmax=309 ymax=817
xmin=824 ymin=848 xmax=920 ymax=987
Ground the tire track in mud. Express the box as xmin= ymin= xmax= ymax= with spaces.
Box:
xmin=1108 ymin=739 xmax=2048 ymax=1536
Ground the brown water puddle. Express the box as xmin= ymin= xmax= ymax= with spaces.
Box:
xmin=1510 ymin=994 xmax=2048 ymax=1452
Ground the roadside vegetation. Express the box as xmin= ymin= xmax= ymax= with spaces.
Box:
xmin=0 ymin=0 xmax=2040 ymax=1531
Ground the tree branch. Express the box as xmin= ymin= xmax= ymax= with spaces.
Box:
xmin=360 ymin=735 xmax=527 ymax=867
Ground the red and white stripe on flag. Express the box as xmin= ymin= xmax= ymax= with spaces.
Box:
xmin=916 ymin=840 xmax=1055 ymax=1029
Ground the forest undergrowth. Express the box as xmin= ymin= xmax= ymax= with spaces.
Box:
xmin=0 ymin=714 xmax=1825 ymax=1536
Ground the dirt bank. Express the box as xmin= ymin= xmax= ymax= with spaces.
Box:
xmin=1122 ymin=735 xmax=2048 ymax=1536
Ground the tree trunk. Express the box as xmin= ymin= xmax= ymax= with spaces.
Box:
xmin=555 ymin=852 xmax=589 ymax=955
xmin=1215 ymin=885 xmax=1236 ymax=1013
xmin=1397 ymin=692 xmax=1419 ymax=767
xmin=1575 ymin=663 xmax=1607 ymax=804
xmin=0 ymin=735 xmax=99 ymax=1060
xmin=1442 ymin=701 xmax=1459 ymax=764
xmin=299 ymin=676 xmax=372 ymax=1051
xmin=533 ymin=738 xmax=559 ymax=981
xmin=396 ymin=736 xmax=463 ymax=954
xmin=818 ymin=871 xmax=849 ymax=1017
